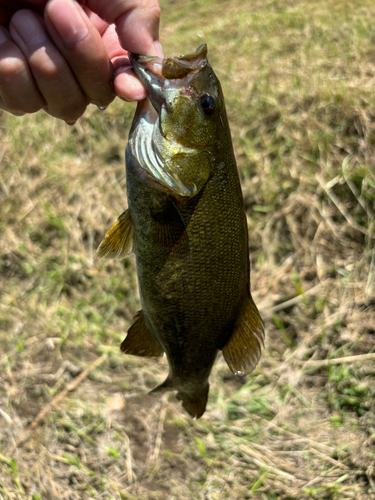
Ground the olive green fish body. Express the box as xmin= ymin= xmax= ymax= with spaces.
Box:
xmin=126 ymin=137 xmax=248 ymax=397
xmin=98 ymin=45 xmax=264 ymax=418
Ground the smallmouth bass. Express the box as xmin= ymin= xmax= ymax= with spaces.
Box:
xmin=98 ymin=44 xmax=264 ymax=418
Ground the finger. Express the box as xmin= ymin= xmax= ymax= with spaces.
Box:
xmin=44 ymin=0 xmax=115 ymax=108
xmin=96 ymin=23 xmax=145 ymax=101
xmin=80 ymin=6 xmax=109 ymax=36
xmin=84 ymin=1 xmax=162 ymax=101
xmin=77 ymin=11 xmax=150 ymax=101
xmin=78 ymin=10 xmax=141 ymax=102
xmin=84 ymin=0 xmax=161 ymax=56
xmin=0 ymin=25 xmax=45 ymax=115
xmin=9 ymin=9 xmax=87 ymax=121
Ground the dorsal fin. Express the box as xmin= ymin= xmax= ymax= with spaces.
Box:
xmin=121 ymin=311 xmax=164 ymax=358
xmin=97 ymin=210 xmax=133 ymax=259
xmin=222 ymin=296 xmax=265 ymax=376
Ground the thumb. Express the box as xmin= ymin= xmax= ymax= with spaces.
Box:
xmin=84 ymin=0 xmax=161 ymax=55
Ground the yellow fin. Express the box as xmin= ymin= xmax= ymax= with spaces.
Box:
xmin=97 ymin=210 xmax=133 ymax=259
xmin=121 ymin=311 xmax=164 ymax=358
xmin=222 ymin=297 xmax=265 ymax=376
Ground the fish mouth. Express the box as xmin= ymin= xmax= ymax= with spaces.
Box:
xmin=129 ymin=44 xmax=208 ymax=113
xmin=130 ymin=42 xmax=207 ymax=79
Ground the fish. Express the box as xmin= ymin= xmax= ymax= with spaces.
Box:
xmin=98 ymin=44 xmax=264 ymax=418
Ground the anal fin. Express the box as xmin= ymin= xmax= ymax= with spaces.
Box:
xmin=121 ymin=311 xmax=163 ymax=358
xmin=97 ymin=209 xmax=133 ymax=259
xmin=222 ymin=296 xmax=265 ymax=376
xmin=149 ymin=375 xmax=173 ymax=394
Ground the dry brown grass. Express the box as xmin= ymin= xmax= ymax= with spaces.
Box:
xmin=1 ymin=0 xmax=375 ymax=498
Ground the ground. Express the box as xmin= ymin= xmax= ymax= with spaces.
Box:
xmin=1 ymin=0 xmax=375 ymax=498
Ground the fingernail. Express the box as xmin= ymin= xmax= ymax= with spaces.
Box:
xmin=153 ymin=41 xmax=164 ymax=58
xmin=48 ymin=0 xmax=89 ymax=45
xmin=0 ymin=27 xmax=9 ymax=44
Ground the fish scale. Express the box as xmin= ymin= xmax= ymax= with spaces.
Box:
xmin=98 ymin=44 xmax=265 ymax=417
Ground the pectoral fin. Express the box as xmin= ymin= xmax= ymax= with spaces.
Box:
xmin=222 ymin=297 xmax=265 ymax=376
xmin=151 ymin=196 xmax=189 ymax=254
xmin=97 ymin=210 xmax=133 ymax=259
xmin=121 ymin=311 xmax=164 ymax=358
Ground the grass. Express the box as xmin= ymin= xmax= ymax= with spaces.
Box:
xmin=1 ymin=0 xmax=375 ymax=498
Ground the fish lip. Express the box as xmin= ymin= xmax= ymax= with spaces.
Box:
xmin=129 ymin=53 xmax=164 ymax=113
xmin=129 ymin=44 xmax=208 ymax=111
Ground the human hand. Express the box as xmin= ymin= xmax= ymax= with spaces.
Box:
xmin=0 ymin=0 xmax=161 ymax=123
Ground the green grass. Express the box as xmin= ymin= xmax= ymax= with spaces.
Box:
xmin=1 ymin=0 xmax=375 ymax=498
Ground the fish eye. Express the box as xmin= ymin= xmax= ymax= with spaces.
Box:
xmin=200 ymin=94 xmax=216 ymax=116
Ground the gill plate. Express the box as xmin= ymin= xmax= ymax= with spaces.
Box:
xmin=130 ymin=112 xmax=199 ymax=197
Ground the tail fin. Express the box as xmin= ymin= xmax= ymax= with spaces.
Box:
xmin=150 ymin=376 xmax=209 ymax=418
xmin=177 ymin=385 xmax=209 ymax=419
